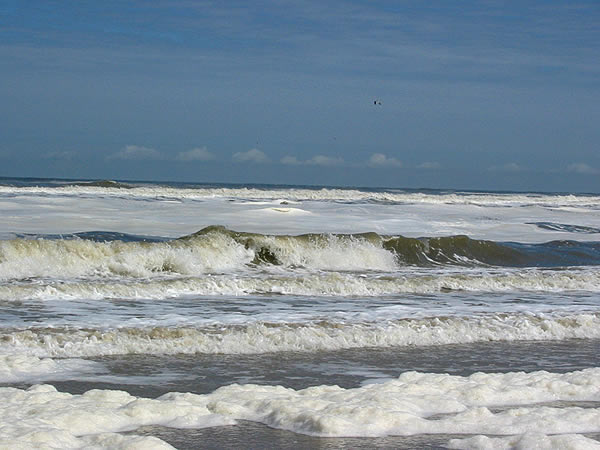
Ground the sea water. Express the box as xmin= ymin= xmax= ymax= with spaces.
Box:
xmin=1 ymin=177 xmax=600 ymax=449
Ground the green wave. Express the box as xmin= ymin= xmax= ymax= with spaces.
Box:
xmin=184 ymin=226 xmax=600 ymax=268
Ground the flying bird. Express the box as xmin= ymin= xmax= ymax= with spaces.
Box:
xmin=374 ymin=100 xmax=382 ymax=106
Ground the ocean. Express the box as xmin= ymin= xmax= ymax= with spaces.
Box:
xmin=1 ymin=177 xmax=600 ymax=449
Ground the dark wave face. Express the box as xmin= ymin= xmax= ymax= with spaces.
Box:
xmin=66 ymin=180 xmax=135 ymax=189
xmin=15 ymin=231 xmax=169 ymax=243
xmin=383 ymin=235 xmax=600 ymax=267
xmin=529 ymin=222 xmax=600 ymax=234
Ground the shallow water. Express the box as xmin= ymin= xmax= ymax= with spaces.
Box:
xmin=21 ymin=339 xmax=600 ymax=397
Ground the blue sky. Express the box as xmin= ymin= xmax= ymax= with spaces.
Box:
xmin=1 ymin=0 xmax=599 ymax=192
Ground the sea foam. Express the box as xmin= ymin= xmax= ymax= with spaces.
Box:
xmin=0 ymin=355 xmax=104 ymax=383
xmin=1 ymin=268 xmax=599 ymax=301
xmin=1 ymin=369 xmax=599 ymax=447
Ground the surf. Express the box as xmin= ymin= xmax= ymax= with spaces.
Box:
xmin=2 ymin=227 xmax=600 ymax=283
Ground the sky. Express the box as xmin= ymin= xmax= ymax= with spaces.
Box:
xmin=1 ymin=0 xmax=599 ymax=192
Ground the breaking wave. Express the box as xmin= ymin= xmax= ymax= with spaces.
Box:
xmin=2 ymin=313 xmax=599 ymax=357
xmin=1 ymin=226 xmax=599 ymax=282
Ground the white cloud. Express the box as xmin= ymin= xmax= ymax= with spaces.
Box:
xmin=108 ymin=145 xmax=163 ymax=160
xmin=232 ymin=148 xmax=269 ymax=163
xmin=306 ymin=155 xmax=344 ymax=166
xmin=488 ymin=162 xmax=523 ymax=172
xmin=176 ymin=147 xmax=215 ymax=161
xmin=281 ymin=155 xmax=302 ymax=165
xmin=368 ymin=153 xmax=402 ymax=168
xmin=567 ymin=163 xmax=599 ymax=175
xmin=417 ymin=161 xmax=441 ymax=169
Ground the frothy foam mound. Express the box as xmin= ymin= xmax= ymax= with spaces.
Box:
xmin=1 ymin=368 xmax=599 ymax=446
xmin=3 ymin=313 xmax=599 ymax=357
xmin=448 ymin=433 xmax=600 ymax=449
xmin=0 ymin=384 xmax=232 ymax=449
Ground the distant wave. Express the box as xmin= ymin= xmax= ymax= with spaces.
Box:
xmin=66 ymin=180 xmax=135 ymax=189
xmin=2 ymin=184 xmax=600 ymax=207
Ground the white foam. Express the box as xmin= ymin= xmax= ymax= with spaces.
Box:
xmin=2 ymin=313 xmax=599 ymax=357
xmin=201 ymin=369 xmax=600 ymax=437
xmin=0 ymin=355 xmax=105 ymax=383
xmin=81 ymin=433 xmax=175 ymax=449
xmin=1 ymin=369 xmax=599 ymax=446
xmin=258 ymin=207 xmax=312 ymax=214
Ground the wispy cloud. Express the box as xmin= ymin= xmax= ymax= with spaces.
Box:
xmin=280 ymin=155 xmax=302 ymax=165
xmin=108 ymin=145 xmax=164 ymax=160
xmin=488 ymin=162 xmax=523 ymax=172
xmin=232 ymin=148 xmax=270 ymax=163
xmin=417 ymin=161 xmax=441 ymax=169
xmin=367 ymin=153 xmax=402 ymax=168
xmin=567 ymin=162 xmax=599 ymax=174
xmin=176 ymin=147 xmax=215 ymax=161
xmin=306 ymin=155 xmax=344 ymax=167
